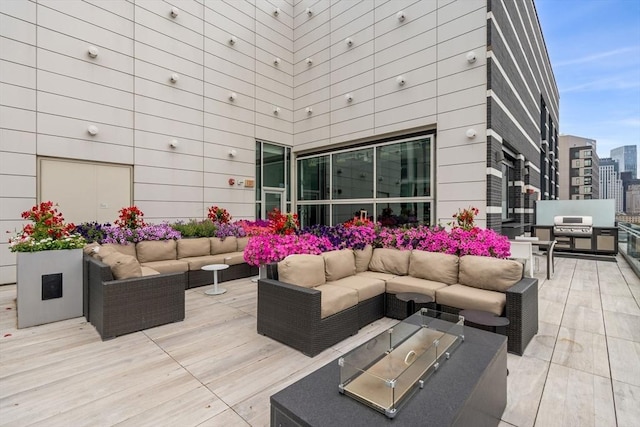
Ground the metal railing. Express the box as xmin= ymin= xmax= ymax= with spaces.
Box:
xmin=618 ymin=222 xmax=640 ymax=277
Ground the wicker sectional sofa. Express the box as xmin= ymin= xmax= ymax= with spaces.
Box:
xmin=258 ymin=247 xmax=538 ymax=357
xmin=84 ymin=237 xmax=258 ymax=339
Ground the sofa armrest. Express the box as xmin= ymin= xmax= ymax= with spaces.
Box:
xmin=505 ymin=277 xmax=538 ymax=355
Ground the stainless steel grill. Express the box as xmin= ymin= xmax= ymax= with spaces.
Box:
xmin=553 ymin=216 xmax=593 ymax=236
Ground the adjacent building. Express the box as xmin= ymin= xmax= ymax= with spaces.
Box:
xmin=599 ymin=158 xmax=623 ymax=212
xmin=0 ymin=0 xmax=559 ymax=284
xmin=611 ymin=145 xmax=638 ymax=180
xmin=558 ymin=135 xmax=599 ymax=201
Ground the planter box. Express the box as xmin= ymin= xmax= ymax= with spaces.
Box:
xmin=17 ymin=249 xmax=83 ymax=328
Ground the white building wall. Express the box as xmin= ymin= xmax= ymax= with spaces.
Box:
xmin=0 ymin=0 xmax=488 ymax=283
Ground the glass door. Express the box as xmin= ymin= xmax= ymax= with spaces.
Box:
xmin=263 ymin=188 xmax=285 ymax=217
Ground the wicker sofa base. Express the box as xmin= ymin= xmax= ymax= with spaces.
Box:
xmin=87 ymin=257 xmax=186 ymax=340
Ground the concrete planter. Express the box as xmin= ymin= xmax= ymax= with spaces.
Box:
xmin=17 ymin=249 xmax=83 ymax=328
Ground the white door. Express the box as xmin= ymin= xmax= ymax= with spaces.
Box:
xmin=263 ymin=188 xmax=285 ymax=217
xmin=39 ymin=158 xmax=132 ymax=224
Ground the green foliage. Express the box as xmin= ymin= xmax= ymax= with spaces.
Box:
xmin=170 ymin=219 xmax=218 ymax=237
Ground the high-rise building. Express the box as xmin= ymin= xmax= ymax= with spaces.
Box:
xmin=599 ymin=158 xmax=623 ymax=212
xmin=0 ymin=0 xmax=559 ymax=284
xmin=558 ymin=135 xmax=599 ymax=200
xmin=611 ymin=145 xmax=638 ymax=179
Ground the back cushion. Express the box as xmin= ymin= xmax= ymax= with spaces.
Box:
xmin=323 ymin=249 xmax=356 ymax=282
xmin=458 ymin=255 xmax=524 ymax=292
xmin=83 ymin=242 xmax=101 ymax=256
xmin=354 ymin=245 xmax=373 ymax=273
xmin=101 ymin=252 xmax=142 ymax=280
xmin=277 ymin=254 xmax=326 ymax=288
xmin=409 ymin=251 xmax=459 ymax=285
xmin=368 ymin=248 xmax=410 ymax=276
xmin=177 ymin=238 xmax=210 ymax=258
xmin=102 ymin=243 xmax=137 ymax=258
xmin=211 ymin=236 xmax=237 ymax=254
xmin=237 ymin=237 xmax=249 ymax=251
xmin=136 ymin=240 xmax=177 ymax=263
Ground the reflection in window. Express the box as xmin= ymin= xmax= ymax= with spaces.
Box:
xmin=263 ymin=143 xmax=285 ymax=188
xmin=584 ymin=159 xmax=592 ymax=167
xmin=332 ymin=149 xmax=374 ymax=199
xmin=584 ymin=169 xmax=592 ymax=175
xmin=376 ymin=202 xmax=430 ymax=227
xmin=332 ymin=204 xmax=374 ymax=225
xmin=298 ymin=156 xmax=330 ymax=200
xmin=298 ymin=204 xmax=330 ymax=228
xmin=376 ymin=139 xmax=430 ymax=198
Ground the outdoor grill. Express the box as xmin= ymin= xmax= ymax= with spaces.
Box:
xmin=553 ymin=215 xmax=593 ymax=236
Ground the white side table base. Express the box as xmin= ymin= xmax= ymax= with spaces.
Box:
xmin=205 ymin=287 xmax=226 ymax=296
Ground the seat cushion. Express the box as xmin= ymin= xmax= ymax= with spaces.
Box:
xmin=327 ymin=276 xmax=385 ymax=302
xmin=323 ymin=249 xmax=356 ymax=282
xmin=355 ymin=271 xmax=397 ymax=282
xmin=369 ymin=248 xmax=410 ymax=276
xmin=136 ymin=240 xmax=177 ymax=263
xmin=409 ymin=250 xmax=459 ymax=285
xmin=141 ymin=266 xmax=161 ymax=276
xmin=177 ymin=238 xmax=210 ymax=258
xmin=278 ymin=254 xmax=326 ymax=288
xmin=223 ymin=251 xmax=245 ymax=266
xmin=436 ymin=284 xmax=506 ymax=315
xmin=211 ymin=237 xmax=237 ymax=255
xmin=101 ymin=252 xmax=142 ymax=280
xmin=180 ymin=255 xmax=228 ymax=270
xmin=313 ymin=284 xmax=358 ymax=319
xmin=459 ymin=255 xmax=523 ymax=292
xmin=354 ymin=245 xmax=373 ymax=273
xmin=386 ymin=276 xmax=448 ymax=299
xmin=140 ymin=259 xmax=189 ymax=274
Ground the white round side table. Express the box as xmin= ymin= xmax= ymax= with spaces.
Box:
xmin=202 ymin=264 xmax=230 ymax=295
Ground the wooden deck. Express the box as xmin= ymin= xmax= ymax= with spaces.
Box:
xmin=1 ymin=255 xmax=639 ymax=426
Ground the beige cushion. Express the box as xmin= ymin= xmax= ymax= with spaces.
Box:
xmin=136 ymin=240 xmax=177 ymax=263
xmin=223 ymin=252 xmax=245 ymax=266
xmin=211 ymin=237 xmax=237 ymax=255
xmin=237 ymin=237 xmax=249 ymax=251
xmin=355 ymin=271 xmax=397 ymax=282
xmin=369 ymin=248 xmax=410 ymax=276
xmin=458 ymin=255 xmax=523 ymax=292
xmin=326 ymin=276 xmax=385 ymax=302
xmin=436 ymin=284 xmax=506 ymax=315
xmin=386 ymin=276 xmax=448 ymax=299
xmin=140 ymin=260 xmax=189 ymax=274
xmin=94 ymin=245 xmax=117 ymax=261
xmin=323 ymin=249 xmax=356 ymax=282
xmin=102 ymin=243 xmax=137 ymax=258
xmin=177 ymin=238 xmax=210 ymax=258
xmin=313 ymin=284 xmax=358 ymax=318
xmin=101 ymin=252 xmax=142 ymax=280
xmin=180 ymin=255 xmax=227 ymax=270
xmin=277 ymin=254 xmax=326 ymax=288
xmin=354 ymin=245 xmax=373 ymax=273
xmin=141 ymin=266 xmax=161 ymax=276
xmin=83 ymin=242 xmax=101 ymax=256
xmin=409 ymin=250 xmax=459 ymax=285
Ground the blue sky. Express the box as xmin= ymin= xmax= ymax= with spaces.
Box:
xmin=535 ymin=0 xmax=640 ymax=161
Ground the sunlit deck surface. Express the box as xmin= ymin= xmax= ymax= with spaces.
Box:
xmin=1 ymin=255 xmax=639 ymax=426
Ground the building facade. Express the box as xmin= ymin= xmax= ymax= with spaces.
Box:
xmin=599 ymin=158 xmax=623 ymax=213
xmin=558 ymin=135 xmax=599 ymax=201
xmin=611 ymin=145 xmax=638 ymax=180
xmin=0 ymin=0 xmax=558 ymax=284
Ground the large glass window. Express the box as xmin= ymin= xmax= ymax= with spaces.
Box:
xmin=298 ymin=156 xmax=330 ymax=200
xmin=296 ymin=135 xmax=434 ymax=227
xmin=332 ymin=149 xmax=374 ymax=199
xmin=377 ymin=139 xmax=430 ymax=198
